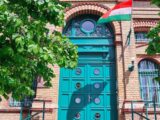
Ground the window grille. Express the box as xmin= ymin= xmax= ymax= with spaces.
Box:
xmin=138 ymin=60 xmax=160 ymax=106
xmin=135 ymin=32 xmax=151 ymax=42
xmin=9 ymin=98 xmax=21 ymax=107
xmin=9 ymin=97 xmax=32 ymax=107
xmin=9 ymin=80 xmax=37 ymax=107
xmin=63 ymin=15 xmax=113 ymax=38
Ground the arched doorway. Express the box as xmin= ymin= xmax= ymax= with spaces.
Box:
xmin=58 ymin=14 xmax=118 ymax=120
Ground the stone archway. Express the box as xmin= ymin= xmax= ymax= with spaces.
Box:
xmin=64 ymin=3 xmax=121 ymax=36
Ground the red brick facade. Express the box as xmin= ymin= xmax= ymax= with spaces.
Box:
xmin=0 ymin=0 xmax=160 ymax=120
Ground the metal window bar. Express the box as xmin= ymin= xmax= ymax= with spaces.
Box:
xmin=9 ymin=98 xmax=22 ymax=107
xmin=135 ymin=32 xmax=151 ymax=42
xmin=136 ymin=38 xmax=152 ymax=42
xmin=8 ymin=79 xmax=42 ymax=120
xmin=9 ymin=78 xmax=38 ymax=107
xmin=131 ymin=100 xmax=158 ymax=120
xmin=138 ymin=60 xmax=160 ymax=107
xmin=20 ymin=99 xmax=46 ymax=120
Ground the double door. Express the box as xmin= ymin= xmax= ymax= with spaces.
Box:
xmin=58 ymin=55 xmax=117 ymax=120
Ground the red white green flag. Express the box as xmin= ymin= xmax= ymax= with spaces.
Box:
xmin=97 ymin=0 xmax=132 ymax=24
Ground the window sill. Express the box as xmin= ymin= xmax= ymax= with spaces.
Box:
xmin=0 ymin=108 xmax=53 ymax=113
xmin=37 ymin=86 xmax=49 ymax=89
xmin=136 ymin=41 xmax=149 ymax=44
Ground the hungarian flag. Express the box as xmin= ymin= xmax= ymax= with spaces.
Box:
xmin=97 ymin=0 xmax=132 ymax=24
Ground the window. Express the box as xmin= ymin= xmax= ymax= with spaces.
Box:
xmin=81 ymin=20 xmax=95 ymax=33
xmin=138 ymin=60 xmax=160 ymax=106
xmin=9 ymin=79 xmax=37 ymax=107
xmin=9 ymin=97 xmax=32 ymax=107
xmin=9 ymin=98 xmax=22 ymax=107
xmin=63 ymin=14 xmax=113 ymax=38
xmin=135 ymin=32 xmax=151 ymax=42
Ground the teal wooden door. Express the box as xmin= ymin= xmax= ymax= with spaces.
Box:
xmin=58 ymin=15 xmax=117 ymax=120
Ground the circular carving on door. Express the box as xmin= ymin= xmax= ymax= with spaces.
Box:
xmin=81 ymin=20 xmax=95 ymax=33
xmin=95 ymin=113 xmax=101 ymax=119
xmin=75 ymin=97 xmax=81 ymax=104
xmin=94 ymin=97 xmax=101 ymax=104
xmin=75 ymin=113 xmax=80 ymax=119
xmin=76 ymin=82 xmax=81 ymax=89
xmin=75 ymin=68 xmax=82 ymax=75
xmin=94 ymin=68 xmax=100 ymax=75
xmin=94 ymin=83 xmax=100 ymax=89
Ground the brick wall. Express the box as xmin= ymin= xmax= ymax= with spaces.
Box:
xmin=0 ymin=113 xmax=20 ymax=120
xmin=0 ymin=1 xmax=160 ymax=120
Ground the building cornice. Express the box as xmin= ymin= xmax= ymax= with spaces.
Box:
xmin=65 ymin=2 xmax=110 ymax=12
xmin=133 ymin=19 xmax=159 ymax=28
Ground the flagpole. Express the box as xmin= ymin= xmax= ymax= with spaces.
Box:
xmin=127 ymin=0 xmax=133 ymax=46
xmin=130 ymin=0 xmax=133 ymax=30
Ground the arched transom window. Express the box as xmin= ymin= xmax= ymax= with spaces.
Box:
xmin=63 ymin=14 xmax=113 ymax=38
xmin=138 ymin=60 xmax=160 ymax=105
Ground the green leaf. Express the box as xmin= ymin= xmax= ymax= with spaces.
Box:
xmin=154 ymin=77 xmax=160 ymax=82
xmin=0 ymin=0 xmax=77 ymax=101
xmin=15 ymin=37 xmax=23 ymax=46
xmin=0 ymin=47 xmax=14 ymax=57
xmin=28 ymin=44 xmax=39 ymax=54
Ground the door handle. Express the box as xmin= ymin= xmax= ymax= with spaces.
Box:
xmin=88 ymin=95 xmax=92 ymax=102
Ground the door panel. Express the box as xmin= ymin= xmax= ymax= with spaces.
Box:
xmin=62 ymin=68 xmax=70 ymax=78
xmin=61 ymin=80 xmax=70 ymax=92
xmin=71 ymin=80 xmax=86 ymax=93
xmin=60 ymin=94 xmax=69 ymax=107
xmin=89 ymin=65 xmax=104 ymax=78
xmin=90 ymin=109 xmax=105 ymax=120
xmin=71 ymin=94 xmax=85 ymax=107
xmin=60 ymin=109 xmax=86 ymax=120
xmin=71 ymin=67 xmax=85 ymax=78
xmin=90 ymin=94 xmax=104 ymax=107
xmin=90 ymin=82 xmax=106 ymax=93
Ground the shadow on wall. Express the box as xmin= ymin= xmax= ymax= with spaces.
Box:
xmin=67 ymin=82 xmax=107 ymax=120
xmin=125 ymin=70 xmax=131 ymax=85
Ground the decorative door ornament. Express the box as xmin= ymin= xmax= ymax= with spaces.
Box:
xmin=94 ymin=68 xmax=100 ymax=75
xmin=75 ymin=97 xmax=81 ymax=104
xmin=94 ymin=83 xmax=100 ymax=89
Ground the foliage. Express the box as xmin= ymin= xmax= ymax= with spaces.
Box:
xmin=146 ymin=0 xmax=160 ymax=55
xmin=146 ymin=0 xmax=160 ymax=82
xmin=0 ymin=0 xmax=78 ymax=100
xmin=152 ymin=0 xmax=160 ymax=7
xmin=146 ymin=23 xmax=160 ymax=54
